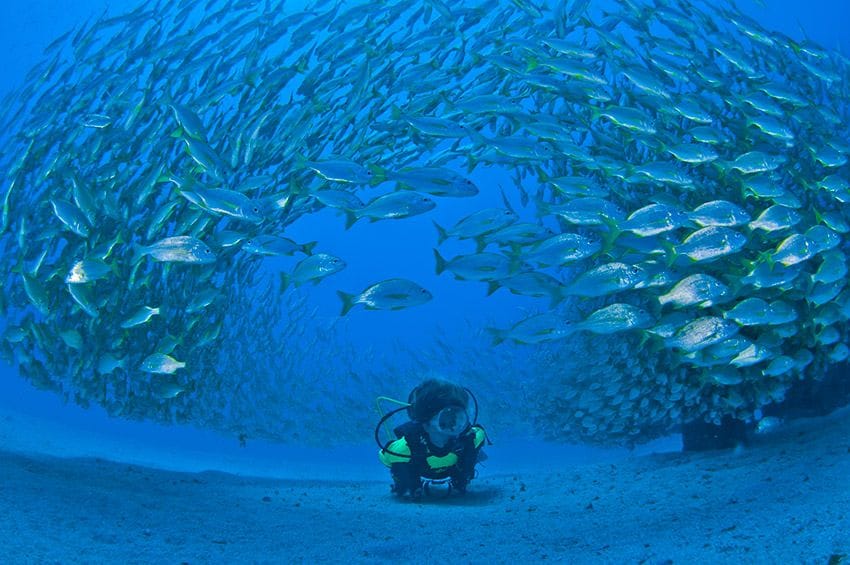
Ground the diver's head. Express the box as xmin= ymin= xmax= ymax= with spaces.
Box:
xmin=407 ymin=378 xmax=470 ymax=437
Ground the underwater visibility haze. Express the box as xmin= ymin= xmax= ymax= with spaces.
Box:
xmin=1 ymin=0 xmax=849 ymax=562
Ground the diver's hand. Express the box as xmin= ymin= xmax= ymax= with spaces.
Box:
xmin=451 ymin=483 xmax=467 ymax=495
xmin=390 ymin=462 xmax=424 ymax=499
xmin=390 ymin=477 xmax=424 ymax=500
xmin=391 ymin=483 xmax=423 ymax=500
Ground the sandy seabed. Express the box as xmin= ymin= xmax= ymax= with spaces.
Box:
xmin=1 ymin=407 xmax=848 ymax=564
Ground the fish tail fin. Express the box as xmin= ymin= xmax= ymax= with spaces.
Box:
xmin=433 ymin=248 xmax=447 ymax=275
xmin=337 ymin=290 xmax=357 ymax=316
xmin=295 ymin=152 xmax=308 ymax=169
xmin=131 ymin=243 xmax=147 ymax=265
xmin=484 ymin=327 xmax=506 ymax=346
xmin=712 ymin=160 xmax=730 ymax=181
xmin=636 ymin=331 xmax=651 ymax=350
xmin=344 ymin=210 xmax=359 ymax=230
xmin=294 ymin=50 xmax=311 ymax=73
xmin=725 ymin=276 xmax=744 ymax=301
xmin=244 ymin=70 xmax=260 ymax=88
xmin=108 ymin=261 xmax=121 ymax=278
xmin=280 ymin=272 xmax=291 ymax=293
xmin=660 ymin=239 xmax=678 ymax=268
xmin=278 ymin=191 xmax=297 ymax=220
xmin=507 ymin=252 xmax=524 ymax=275
xmin=756 ymin=249 xmax=775 ymax=269
xmin=390 ymin=104 xmax=403 ymax=121
xmin=486 ymin=281 xmax=499 ymax=296
xmin=433 ymin=221 xmax=449 ymax=245
xmin=548 ymin=288 xmax=565 ymax=309
xmin=368 ymin=164 xmax=387 ymax=185
xmin=302 ymin=241 xmax=318 ymax=255
xmin=505 ymin=244 xmax=523 ymax=266
xmin=466 ymin=152 xmax=479 ymax=174
xmin=128 ymin=261 xmax=143 ymax=289
xmin=599 ymin=217 xmax=622 ymax=256
xmin=580 ymin=106 xmax=601 ymax=130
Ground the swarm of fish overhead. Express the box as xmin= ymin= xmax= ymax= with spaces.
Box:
xmin=0 ymin=0 xmax=848 ymax=444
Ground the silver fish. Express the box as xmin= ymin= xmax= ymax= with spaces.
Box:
xmin=338 ymin=278 xmax=432 ymax=315
xmin=134 ymin=236 xmax=215 ymax=264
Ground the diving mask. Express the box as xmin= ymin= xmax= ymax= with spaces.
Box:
xmin=430 ymin=405 xmax=470 ymax=436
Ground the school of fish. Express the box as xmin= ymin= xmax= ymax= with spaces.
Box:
xmin=0 ymin=0 xmax=848 ymax=444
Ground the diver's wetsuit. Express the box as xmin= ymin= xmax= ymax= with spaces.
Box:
xmin=378 ymin=421 xmax=486 ymax=496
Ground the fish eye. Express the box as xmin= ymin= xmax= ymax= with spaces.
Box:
xmin=420 ymin=289 xmax=428 ymax=293
xmin=367 ymin=170 xmax=372 ymax=176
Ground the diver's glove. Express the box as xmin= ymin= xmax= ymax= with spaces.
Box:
xmin=450 ymin=434 xmax=480 ymax=495
xmin=449 ymin=474 xmax=468 ymax=495
xmin=390 ymin=462 xmax=423 ymax=498
xmin=390 ymin=479 xmax=424 ymax=499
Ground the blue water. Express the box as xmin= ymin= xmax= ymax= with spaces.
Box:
xmin=1 ymin=0 xmax=847 ymax=431
xmin=1 ymin=0 xmax=849 ymax=561
xmin=0 ymin=0 xmax=846 ymax=467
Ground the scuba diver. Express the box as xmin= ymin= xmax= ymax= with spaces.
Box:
xmin=376 ymin=378 xmax=490 ymax=499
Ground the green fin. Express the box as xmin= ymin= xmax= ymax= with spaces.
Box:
xmin=485 ymin=327 xmax=506 ymax=346
xmin=433 ymin=248 xmax=447 ymax=275
xmin=337 ymin=290 xmax=357 ymax=316
xmin=344 ymin=210 xmax=359 ymax=230
xmin=433 ymin=221 xmax=449 ymax=245
xmin=660 ymin=239 xmax=678 ymax=268
xmin=599 ymin=216 xmax=622 ymax=257
xmin=368 ymin=165 xmax=387 ymax=185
